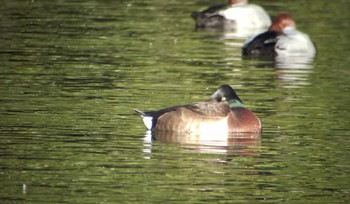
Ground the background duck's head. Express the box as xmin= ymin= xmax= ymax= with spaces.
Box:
xmin=210 ymin=84 xmax=244 ymax=106
xmin=269 ymin=13 xmax=296 ymax=32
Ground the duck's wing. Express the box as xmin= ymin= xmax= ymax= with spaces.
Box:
xmin=135 ymin=102 xmax=231 ymax=130
xmin=191 ymin=4 xmax=226 ymax=19
xmin=242 ymin=30 xmax=281 ymax=59
xmin=154 ymin=102 xmax=231 ymax=132
xmin=191 ymin=4 xmax=228 ymax=29
xmin=137 ymin=101 xmax=229 ymax=119
xmin=135 ymin=105 xmax=184 ymax=129
xmin=183 ymin=102 xmax=231 ymax=117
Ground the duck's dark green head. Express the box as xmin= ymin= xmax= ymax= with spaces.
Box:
xmin=210 ymin=84 xmax=245 ymax=108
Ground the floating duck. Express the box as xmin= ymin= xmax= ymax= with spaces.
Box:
xmin=191 ymin=0 xmax=271 ymax=33
xmin=242 ymin=13 xmax=316 ymax=59
xmin=135 ymin=85 xmax=262 ymax=134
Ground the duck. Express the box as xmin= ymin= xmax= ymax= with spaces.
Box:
xmin=191 ymin=0 xmax=271 ymax=33
xmin=134 ymin=85 xmax=262 ymax=134
xmin=242 ymin=13 xmax=316 ymax=59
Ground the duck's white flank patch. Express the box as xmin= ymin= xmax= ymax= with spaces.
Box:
xmin=198 ymin=118 xmax=229 ymax=140
xmin=142 ymin=116 xmax=153 ymax=130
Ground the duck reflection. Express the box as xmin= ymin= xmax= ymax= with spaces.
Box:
xmin=142 ymin=130 xmax=261 ymax=157
xmin=275 ymin=56 xmax=314 ymax=89
xmin=230 ymin=55 xmax=314 ymax=89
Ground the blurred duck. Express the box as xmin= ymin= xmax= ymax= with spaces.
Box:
xmin=191 ymin=0 xmax=271 ymax=33
xmin=135 ymin=85 xmax=262 ymax=134
xmin=242 ymin=13 xmax=316 ymax=59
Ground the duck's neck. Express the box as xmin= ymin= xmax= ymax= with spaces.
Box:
xmin=229 ymin=99 xmax=245 ymax=108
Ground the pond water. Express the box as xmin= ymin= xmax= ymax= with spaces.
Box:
xmin=1 ymin=0 xmax=349 ymax=203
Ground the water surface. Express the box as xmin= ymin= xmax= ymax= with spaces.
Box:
xmin=1 ymin=0 xmax=349 ymax=203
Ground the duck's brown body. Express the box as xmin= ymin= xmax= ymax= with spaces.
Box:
xmin=154 ymin=102 xmax=261 ymax=133
xmin=135 ymin=85 xmax=262 ymax=134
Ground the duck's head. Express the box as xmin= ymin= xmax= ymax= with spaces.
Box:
xmin=210 ymin=85 xmax=244 ymax=107
xmin=269 ymin=13 xmax=296 ymax=32
xmin=227 ymin=0 xmax=248 ymax=5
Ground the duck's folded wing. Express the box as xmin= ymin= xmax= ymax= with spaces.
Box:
xmin=155 ymin=105 xmax=228 ymax=131
xmin=184 ymin=102 xmax=230 ymax=117
xmin=242 ymin=31 xmax=280 ymax=58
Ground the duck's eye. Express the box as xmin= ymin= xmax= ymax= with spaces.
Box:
xmin=222 ymin=97 xmax=226 ymax=101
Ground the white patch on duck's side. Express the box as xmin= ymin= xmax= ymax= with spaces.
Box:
xmin=218 ymin=3 xmax=271 ymax=29
xmin=196 ymin=117 xmax=229 ymax=141
xmin=275 ymin=28 xmax=316 ymax=58
xmin=142 ymin=116 xmax=153 ymax=130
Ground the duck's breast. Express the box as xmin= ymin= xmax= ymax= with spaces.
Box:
xmin=228 ymin=108 xmax=262 ymax=133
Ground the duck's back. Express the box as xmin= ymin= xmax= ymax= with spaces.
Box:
xmin=242 ymin=30 xmax=280 ymax=59
xmin=191 ymin=4 xmax=227 ymax=30
xmin=219 ymin=4 xmax=271 ymax=29
xmin=275 ymin=29 xmax=316 ymax=57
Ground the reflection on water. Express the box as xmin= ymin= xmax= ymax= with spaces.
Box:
xmin=276 ymin=66 xmax=313 ymax=88
xmin=275 ymin=56 xmax=315 ymax=89
xmin=275 ymin=55 xmax=315 ymax=69
xmin=239 ymin=52 xmax=315 ymax=89
xmin=143 ymin=130 xmax=260 ymax=156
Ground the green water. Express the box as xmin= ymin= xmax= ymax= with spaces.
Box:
xmin=1 ymin=0 xmax=349 ymax=203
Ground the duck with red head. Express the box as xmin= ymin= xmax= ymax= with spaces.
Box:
xmin=268 ymin=13 xmax=296 ymax=32
xmin=242 ymin=13 xmax=316 ymax=59
xmin=191 ymin=0 xmax=271 ymax=35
